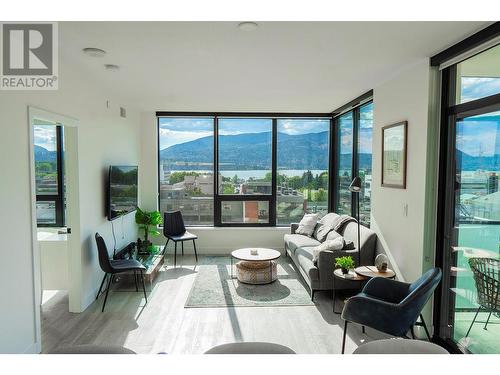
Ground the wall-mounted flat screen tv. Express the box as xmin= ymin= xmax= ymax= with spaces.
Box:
xmin=107 ymin=165 xmax=138 ymax=221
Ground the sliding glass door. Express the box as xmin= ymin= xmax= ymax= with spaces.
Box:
xmin=436 ymin=43 xmax=500 ymax=353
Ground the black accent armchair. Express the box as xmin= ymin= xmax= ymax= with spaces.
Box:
xmin=340 ymin=267 xmax=442 ymax=353
xmin=163 ymin=211 xmax=198 ymax=267
xmin=95 ymin=233 xmax=147 ymax=312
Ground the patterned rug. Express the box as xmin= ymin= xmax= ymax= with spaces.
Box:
xmin=185 ymin=256 xmax=315 ymax=308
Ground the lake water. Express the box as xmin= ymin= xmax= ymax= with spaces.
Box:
xmin=170 ymin=169 xmax=327 ymax=179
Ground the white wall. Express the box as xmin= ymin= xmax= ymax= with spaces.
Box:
xmin=0 ymin=56 xmax=141 ymax=353
xmin=371 ymin=59 xmax=436 ymax=282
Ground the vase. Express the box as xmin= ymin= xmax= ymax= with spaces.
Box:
xmin=341 ymin=267 xmax=349 ymax=275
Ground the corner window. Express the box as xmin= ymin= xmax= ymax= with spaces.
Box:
xmin=334 ymin=100 xmax=373 ymax=226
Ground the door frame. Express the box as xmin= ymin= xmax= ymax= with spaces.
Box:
xmin=28 ymin=106 xmax=81 ymax=353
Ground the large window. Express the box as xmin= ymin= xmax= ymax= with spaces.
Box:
xmin=337 ymin=112 xmax=353 ymax=215
xmin=158 ymin=117 xmax=214 ymax=225
xmin=276 ymin=119 xmax=330 ymax=224
xmin=218 ymin=118 xmax=272 ymax=195
xmin=333 ymin=99 xmax=373 ymax=226
xmin=157 ymin=114 xmax=332 ymax=226
xmin=34 ymin=120 xmax=65 ymax=227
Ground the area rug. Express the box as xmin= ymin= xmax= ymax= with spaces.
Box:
xmin=185 ymin=256 xmax=315 ymax=308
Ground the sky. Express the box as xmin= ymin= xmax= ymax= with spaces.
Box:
xmin=457 ymin=112 xmax=500 ymax=157
xmin=34 ymin=125 xmax=57 ymax=151
xmin=159 ymin=117 xmax=331 ymax=149
xmin=460 ymin=77 xmax=500 ymax=104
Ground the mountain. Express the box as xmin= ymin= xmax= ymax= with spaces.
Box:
xmin=160 ymin=131 xmax=373 ymax=171
xmin=457 ymin=149 xmax=499 ymax=171
xmin=34 ymin=145 xmax=57 ymax=162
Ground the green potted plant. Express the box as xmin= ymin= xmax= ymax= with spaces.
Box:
xmin=135 ymin=207 xmax=163 ymax=254
xmin=335 ymin=256 xmax=355 ymax=275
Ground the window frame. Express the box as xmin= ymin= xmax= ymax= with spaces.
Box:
xmin=434 ymin=51 xmax=500 ymax=354
xmin=35 ymin=124 xmax=65 ymax=227
xmin=331 ymin=92 xmax=374 ymax=224
xmin=157 ymin=112 xmax=332 ymax=227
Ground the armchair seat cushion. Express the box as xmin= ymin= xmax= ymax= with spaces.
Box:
xmin=353 ymin=339 xmax=448 ymax=354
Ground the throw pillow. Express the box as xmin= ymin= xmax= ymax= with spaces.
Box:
xmin=313 ymin=221 xmax=334 ymax=242
xmin=326 ymin=230 xmax=355 ymax=250
xmin=312 ymin=236 xmax=345 ymax=263
xmin=295 ymin=213 xmax=319 ymax=237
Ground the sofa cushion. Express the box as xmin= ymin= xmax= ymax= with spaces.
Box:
xmin=284 ymin=234 xmax=321 ymax=253
xmin=295 ymin=247 xmax=319 ymax=282
xmin=326 ymin=230 xmax=355 ymax=250
xmin=295 ymin=213 xmax=320 ymax=236
xmin=312 ymin=236 xmax=345 ymax=263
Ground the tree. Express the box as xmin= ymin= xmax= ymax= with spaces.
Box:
xmin=223 ymin=184 xmax=235 ymax=194
xmin=315 ymin=188 xmax=327 ymax=202
xmin=232 ymin=174 xmax=239 ymax=184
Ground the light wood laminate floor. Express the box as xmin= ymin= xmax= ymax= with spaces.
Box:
xmin=41 ymin=255 xmax=388 ymax=354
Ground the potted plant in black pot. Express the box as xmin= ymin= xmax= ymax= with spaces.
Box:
xmin=135 ymin=207 xmax=163 ymax=255
xmin=335 ymin=256 xmax=355 ymax=275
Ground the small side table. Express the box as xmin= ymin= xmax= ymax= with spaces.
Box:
xmin=354 ymin=266 xmax=396 ymax=280
xmin=332 ymin=269 xmax=366 ymax=314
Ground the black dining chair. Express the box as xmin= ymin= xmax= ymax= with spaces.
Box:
xmin=466 ymin=257 xmax=500 ymax=336
xmin=95 ymin=233 xmax=147 ymax=312
xmin=163 ymin=211 xmax=198 ymax=267
xmin=340 ymin=267 xmax=442 ymax=353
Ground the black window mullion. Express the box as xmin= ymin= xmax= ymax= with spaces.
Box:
xmin=214 ymin=116 xmax=221 ymax=226
xmin=329 ymin=117 xmax=337 ymax=213
xmin=55 ymin=125 xmax=64 ymax=227
xmin=271 ymin=119 xmax=277 ymax=226
xmin=352 ymin=107 xmax=360 ymax=218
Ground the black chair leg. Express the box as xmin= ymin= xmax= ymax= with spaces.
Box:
xmin=163 ymin=238 xmax=170 ymax=255
xmin=140 ymin=270 xmax=147 ymax=303
xmin=102 ymin=273 xmax=113 ymax=312
xmin=484 ymin=311 xmax=492 ymax=330
xmin=134 ymin=270 xmax=138 ymax=292
xmin=466 ymin=306 xmax=481 ymax=337
xmin=362 ymin=325 xmax=365 ymax=334
xmin=311 ymin=289 xmax=316 ymax=301
xmin=174 ymin=242 xmax=177 ymax=267
xmin=419 ymin=314 xmax=431 ymax=340
xmin=181 ymin=241 xmax=184 ymax=256
xmin=193 ymin=239 xmax=198 ymax=262
xmin=342 ymin=320 xmax=348 ymax=354
xmin=96 ymin=273 xmax=107 ymax=300
xmin=411 ymin=326 xmax=416 ymax=339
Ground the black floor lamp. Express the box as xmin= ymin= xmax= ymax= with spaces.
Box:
xmin=348 ymin=176 xmax=362 ymax=267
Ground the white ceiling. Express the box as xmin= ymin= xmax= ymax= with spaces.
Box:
xmin=59 ymin=21 xmax=490 ymax=112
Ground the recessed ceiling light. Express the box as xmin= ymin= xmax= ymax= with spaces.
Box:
xmin=82 ymin=47 xmax=106 ymax=57
xmin=238 ymin=22 xmax=258 ymax=32
xmin=104 ymin=64 xmax=120 ymax=72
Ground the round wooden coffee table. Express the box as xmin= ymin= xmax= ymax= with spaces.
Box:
xmin=354 ymin=265 xmax=396 ymax=279
xmin=231 ymin=248 xmax=281 ymax=284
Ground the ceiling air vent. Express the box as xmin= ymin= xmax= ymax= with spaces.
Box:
xmin=120 ymin=107 xmax=126 ymax=118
